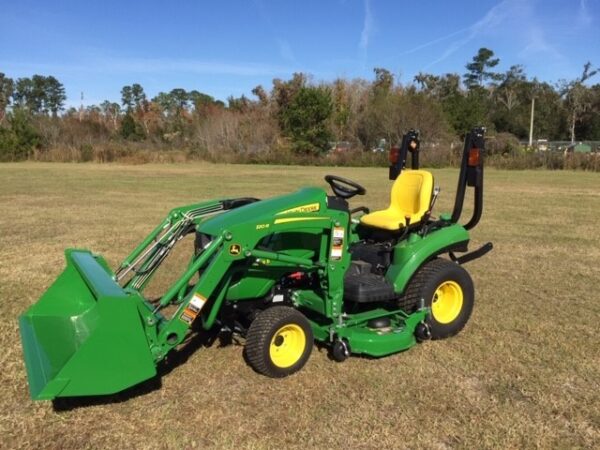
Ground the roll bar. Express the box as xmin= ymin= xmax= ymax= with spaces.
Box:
xmin=451 ymin=127 xmax=486 ymax=230
xmin=389 ymin=129 xmax=420 ymax=180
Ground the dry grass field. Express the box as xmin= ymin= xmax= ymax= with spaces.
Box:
xmin=0 ymin=162 xmax=599 ymax=449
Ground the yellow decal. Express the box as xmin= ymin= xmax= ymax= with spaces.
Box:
xmin=256 ymin=223 xmax=270 ymax=230
xmin=274 ymin=217 xmax=329 ymax=224
xmin=180 ymin=293 xmax=207 ymax=325
xmin=254 ymin=258 xmax=271 ymax=265
xmin=277 ymin=203 xmax=320 ymax=215
xmin=229 ymin=244 xmax=241 ymax=255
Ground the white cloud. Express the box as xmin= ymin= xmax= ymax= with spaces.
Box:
xmin=423 ymin=0 xmax=516 ymax=68
xmin=397 ymin=27 xmax=471 ymax=56
xmin=1 ymin=57 xmax=295 ymax=77
xmin=519 ymin=26 xmax=564 ymax=60
xmin=358 ymin=0 xmax=374 ymax=65
xmin=578 ymin=0 xmax=593 ymax=26
xmin=419 ymin=0 xmax=564 ymax=69
xmin=277 ymin=39 xmax=297 ymax=64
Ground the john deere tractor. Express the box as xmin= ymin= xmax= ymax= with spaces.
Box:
xmin=19 ymin=127 xmax=492 ymax=400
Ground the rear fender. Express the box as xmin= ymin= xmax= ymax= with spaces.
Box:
xmin=385 ymin=224 xmax=469 ymax=294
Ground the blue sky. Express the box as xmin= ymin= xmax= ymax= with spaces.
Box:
xmin=1 ymin=0 xmax=598 ymax=107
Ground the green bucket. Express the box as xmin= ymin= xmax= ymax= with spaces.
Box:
xmin=19 ymin=250 xmax=157 ymax=400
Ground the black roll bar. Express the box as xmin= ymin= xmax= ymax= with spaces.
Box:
xmin=451 ymin=127 xmax=486 ymax=230
xmin=389 ymin=129 xmax=420 ymax=180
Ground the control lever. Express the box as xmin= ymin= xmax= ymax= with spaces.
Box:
xmin=419 ymin=187 xmax=441 ymax=237
xmin=429 ymin=186 xmax=440 ymax=212
xmin=398 ymin=215 xmax=411 ymax=240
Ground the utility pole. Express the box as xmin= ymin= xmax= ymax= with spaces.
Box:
xmin=528 ymin=96 xmax=535 ymax=147
xmin=79 ymin=92 xmax=84 ymax=122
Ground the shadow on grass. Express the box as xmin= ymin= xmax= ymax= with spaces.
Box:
xmin=51 ymin=328 xmax=232 ymax=412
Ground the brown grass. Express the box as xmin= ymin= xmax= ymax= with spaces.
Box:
xmin=0 ymin=162 xmax=599 ymax=449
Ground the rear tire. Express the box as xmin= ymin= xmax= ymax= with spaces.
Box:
xmin=400 ymin=258 xmax=474 ymax=340
xmin=244 ymin=306 xmax=313 ymax=378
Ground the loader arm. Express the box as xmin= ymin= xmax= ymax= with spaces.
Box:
xmin=115 ymin=198 xmax=257 ymax=292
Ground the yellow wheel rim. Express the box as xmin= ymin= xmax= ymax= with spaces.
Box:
xmin=269 ymin=324 xmax=306 ymax=368
xmin=431 ymin=280 xmax=463 ymax=324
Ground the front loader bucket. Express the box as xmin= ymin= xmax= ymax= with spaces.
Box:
xmin=19 ymin=250 xmax=157 ymax=400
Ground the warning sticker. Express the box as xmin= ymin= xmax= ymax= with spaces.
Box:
xmin=330 ymin=226 xmax=345 ymax=260
xmin=330 ymin=247 xmax=343 ymax=259
xmin=189 ymin=294 xmax=207 ymax=310
xmin=333 ymin=227 xmax=345 ymax=239
xmin=180 ymin=293 xmax=207 ymax=325
xmin=180 ymin=311 xmax=194 ymax=325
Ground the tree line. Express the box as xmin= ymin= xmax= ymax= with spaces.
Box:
xmin=0 ymin=48 xmax=599 ymax=163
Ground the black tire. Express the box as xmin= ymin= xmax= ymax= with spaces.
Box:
xmin=400 ymin=258 xmax=474 ymax=340
xmin=244 ymin=306 xmax=313 ymax=378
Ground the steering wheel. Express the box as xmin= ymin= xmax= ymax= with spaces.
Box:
xmin=324 ymin=175 xmax=367 ymax=199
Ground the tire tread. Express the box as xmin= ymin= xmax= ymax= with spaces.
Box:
xmin=245 ymin=306 xmax=312 ymax=378
xmin=399 ymin=258 xmax=473 ymax=340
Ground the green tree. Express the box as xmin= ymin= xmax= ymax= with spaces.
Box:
xmin=578 ymin=83 xmax=600 ymax=139
xmin=121 ymin=85 xmax=134 ymax=111
xmin=490 ymin=65 xmax=529 ymax=137
xmin=30 ymin=75 xmax=48 ymax=112
xmin=121 ymin=83 xmax=147 ymax=112
xmin=169 ymin=88 xmax=189 ymax=114
xmin=152 ymin=92 xmax=175 ymax=115
xmin=442 ymin=89 xmax=489 ymax=136
xmin=414 ymin=72 xmax=440 ymax=93
xmin=121 ymin=83 xmax=149 ymax=135
xmin=189 ymin=90 xmax=217 ymax=116
xmin=0 ymin=109 xmax=41 ymax=161
xmin=0 ymin=72 xmax=14 ymax=122
xmin=13 ymin=75 xmax=66 ymax=115
xmin=120 ymin=113 xmax=145 ymax=140
xmin=44 ymin=76 xmax=66 ymax=116
xmin=131 ymin=83 xmax=147 ymax=111
xmin=281 ymin=86 xmax=333 ymax=155
xmin=464 ymin=48 xmax=502 ymax=89
xmin=14 ymin=77 xmax=34 ymax=109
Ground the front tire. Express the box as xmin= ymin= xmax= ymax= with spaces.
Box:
xmin=244 ymin=306 xmax=313 ymax=378
xmin=401 ymin=259 xmax=474 ymax=340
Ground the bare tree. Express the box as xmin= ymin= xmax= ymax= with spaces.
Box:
xmin=560 ymin=62 xmax=598 ymax=143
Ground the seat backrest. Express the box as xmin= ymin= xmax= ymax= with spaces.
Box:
xmin=389 ymin=170 xmax=434 ymax=218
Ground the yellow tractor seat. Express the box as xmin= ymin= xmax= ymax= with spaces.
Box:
xmin=360 ymin=170 xmax=434 ymax=231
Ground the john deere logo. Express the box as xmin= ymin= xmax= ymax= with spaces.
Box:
xmin=229 ymin=244 xmax=241 ymax=255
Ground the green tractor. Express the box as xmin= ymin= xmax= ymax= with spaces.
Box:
xmin=19 ymin=127 xmax=492 ymax=400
